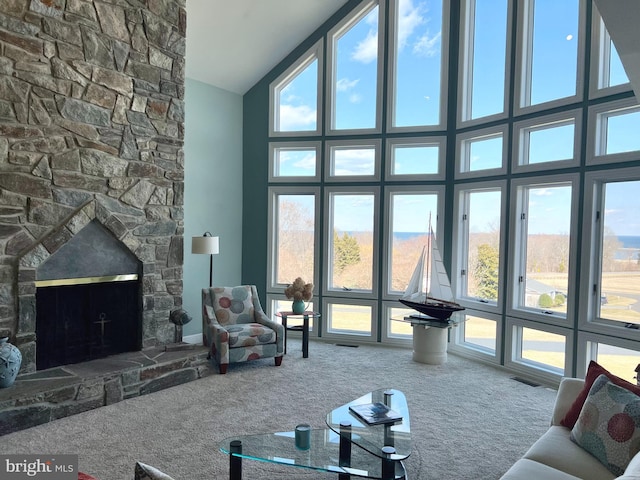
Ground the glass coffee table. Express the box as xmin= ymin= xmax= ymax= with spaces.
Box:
xmin=219 ymin=388 xmax=410 ymax=479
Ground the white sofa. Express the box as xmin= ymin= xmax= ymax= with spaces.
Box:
xmin=500 ymin=377 xmax=640 ymax=480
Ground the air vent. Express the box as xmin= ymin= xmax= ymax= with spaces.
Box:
xmin=511 ymin=376 xmax=540 ymax=387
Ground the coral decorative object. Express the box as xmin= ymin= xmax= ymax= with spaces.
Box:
xmin=0 ymin=337 xmax=22 ymax=388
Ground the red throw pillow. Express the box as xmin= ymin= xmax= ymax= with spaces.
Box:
xmin=78 ymin=473 xmax=98 ymax=480
xmin=560 ymin=360 xmax=640 ymax=428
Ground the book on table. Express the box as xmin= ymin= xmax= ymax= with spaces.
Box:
xmin=348 ymin=402 xmax=403 ymax=425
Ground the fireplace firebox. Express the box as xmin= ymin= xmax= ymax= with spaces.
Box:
xmin=34 ymin=219 xmax=142 ymax=370
xmin=36 ymin=279 xmax=141 ymax=370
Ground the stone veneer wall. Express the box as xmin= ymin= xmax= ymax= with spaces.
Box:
xmin=0 ymin=0 xmax=186 ymax=373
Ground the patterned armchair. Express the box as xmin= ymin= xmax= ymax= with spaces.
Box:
xmin=202 ymin=285 xmax=284 ymax=374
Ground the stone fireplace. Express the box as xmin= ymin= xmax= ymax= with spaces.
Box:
xmin=0 ymin=0 xmax=187 ymax=374
xmin=16 ymin=196 xmax=181 ymax=373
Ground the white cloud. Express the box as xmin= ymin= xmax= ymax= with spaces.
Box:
xmin=336 ymin=78 xmax=360 ymax=92
xmin=279 ymin=104 xmax=316 ymax=131
xmin=532 ymin=188 xmax=554 ymax=197
xmin=413 ymin=30 xmax=441 ymax=57
xmin=349 ymin=93 xmax=362 ymax=104
xmin=293 ymin=152 xmax=316 ymax=170
xmin=397 ymin=0 xmax=425 ymax=51
xmin=334 ymin=149 xmax=375 ymax=175
xmin=280 ymin=151 xmax=316 ymax=170
xmin=337 ymin=148 xmax=375 ymax=161
xmin=352 ymin=29 xmax=378 ymax=64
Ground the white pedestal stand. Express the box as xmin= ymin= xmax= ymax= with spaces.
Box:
xmin=412 ymin=324 xmax=448 ymax=365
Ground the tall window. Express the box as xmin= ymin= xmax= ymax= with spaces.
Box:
xmin=593 ymin=179 xmax=640 ymax=326
xmin=328 ymin=0 xmax=381 ymax=132
xmin=387 ymin=190 xmax=439 ymax=295
xmin=459 ymin=0 xmax=509 ymax=122
xmin=456 ymin=187 xmax=503 ymax=305
xmin=518 ymin=0 xmax=582 ymax=109
xmin=591 ymin=11 xmax=629 ymax=93
xmin=268 ymin=190 xmax=318 ymax=289
xmin=270 ymin=43 xmax=321 ymax=135
xmin=326 ymin=190 xmax=378 ymax=293
xmin=389 ymin=0 xmax=446 ymax=128
xmin=263 ymin=0 xmax=640 ymax=384
xmin=511 ymin=179 xmax=575 ymax=318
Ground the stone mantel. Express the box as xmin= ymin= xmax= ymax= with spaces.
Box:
xmin=0 ymin=0 xmax=187 ymax=373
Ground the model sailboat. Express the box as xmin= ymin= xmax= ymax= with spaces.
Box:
xmin=399 ymin=219 xmax=465 ymax=321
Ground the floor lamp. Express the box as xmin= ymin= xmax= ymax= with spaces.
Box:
xmin=192 ymin=232 xmax=219 ymax=287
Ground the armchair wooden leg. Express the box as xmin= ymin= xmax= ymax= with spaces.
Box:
xmin=219 ymin=363 xmax=228 ymax=374
xmin=275 ymin=356 xmax=283 ymax=367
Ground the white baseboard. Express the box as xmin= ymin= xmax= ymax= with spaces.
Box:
xmin=183 ymin=333 xmax=203 ymax=345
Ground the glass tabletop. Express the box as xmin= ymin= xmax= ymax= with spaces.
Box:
xmin=219 ymin=428 xmax=407 ymax=479
xmin=392 ymin=315 xmax=459 ymax=328
xmin=326 ymin=388 xmax=411 ymax=461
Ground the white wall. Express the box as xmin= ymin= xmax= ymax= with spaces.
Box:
xmin=183 ymin=78 xmax=243 ymax=337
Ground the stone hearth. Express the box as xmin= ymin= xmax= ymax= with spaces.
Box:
xmin=0 ymin=344 xmax=210 ymax=436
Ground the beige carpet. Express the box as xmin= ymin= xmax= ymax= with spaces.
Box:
xmin=0 ymin=340 xmax=557 ymax=479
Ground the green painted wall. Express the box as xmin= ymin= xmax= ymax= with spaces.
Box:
xmin=183 ymin=78 xmax=243 ymax=337
xmin=242 ymin=0 xmax=362 ymax=301
xmin=241 ymin=85 xmax=270 ymax=296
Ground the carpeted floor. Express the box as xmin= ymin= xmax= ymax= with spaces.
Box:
xmin=0 ymin=340 xmax=558 ymax=479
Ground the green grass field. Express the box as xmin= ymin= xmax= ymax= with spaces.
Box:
xmin=325 ymin=271 xmax=640 ymax=382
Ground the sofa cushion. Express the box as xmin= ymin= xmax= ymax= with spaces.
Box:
xmin=561 ymin=361 xmax=640 ymax=429
xmin=212 ymin=286 xmax=254 ymax=325
xmin=227 ymin=323 xmax=277 ymax=347
xmin=615 ymin=451 xmax=640 ymax=479
xmin=523 ymin=426 xmax=616 ymax=480
xmin=500 ymin=458 xmax=583 ymax=480
xmin=552 ymin=378 xmax=588 ymax=426
xmin=571 ymin=374 xmax=640 ymax=476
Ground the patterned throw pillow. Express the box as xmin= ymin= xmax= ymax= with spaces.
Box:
xmin=134 ymin=462 xmax=175 ymax=480
xmin=570 ymin=374 xmax=640 ymax=476
xmin=211 ymin=286 xmax=254 ymax=325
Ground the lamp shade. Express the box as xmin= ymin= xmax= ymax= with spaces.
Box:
xmin=192 ymin=235 xmax=219 ymax=255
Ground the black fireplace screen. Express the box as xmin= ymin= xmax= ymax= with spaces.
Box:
xmin=35 ymin=279 xmax=141 ymax=370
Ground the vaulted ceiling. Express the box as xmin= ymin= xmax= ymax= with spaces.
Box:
xmin=185 ymin=0 xmax=349 ymax=95
xmin=185 ymin=0 xmax=639 ymax=100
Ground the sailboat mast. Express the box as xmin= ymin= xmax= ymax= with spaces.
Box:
xmin=426 ymin=213 xmax=431 ymax=298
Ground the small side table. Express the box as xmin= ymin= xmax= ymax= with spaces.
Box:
xmin=392 ymin=315 xmax=460 ymax=365
xmin=276 ymin=311 xmax=320 ymax=359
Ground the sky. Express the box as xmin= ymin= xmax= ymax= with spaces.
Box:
xmin=275 ymin=0 xmax=637 ymax=235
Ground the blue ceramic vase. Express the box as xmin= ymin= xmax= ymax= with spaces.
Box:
xmin=0 ymin=337 xmax=22 ymax=388
xmin=292 ymin=300 xmax=306 ymax=314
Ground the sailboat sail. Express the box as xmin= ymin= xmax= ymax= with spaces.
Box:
xmin=403 ymin=246 xmax=426 ymax=303
xmin=399 ymin=221 xmax=464 ymax=321
xmin=429 ymin=240 xmax=454 ymax=301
